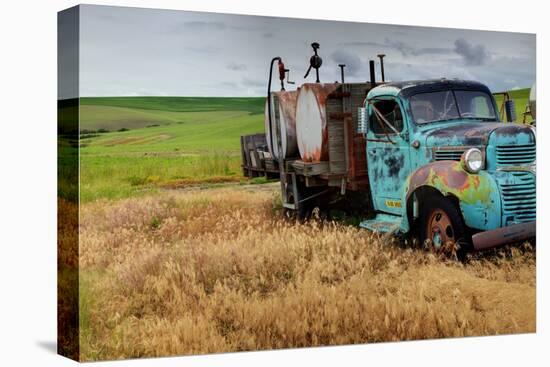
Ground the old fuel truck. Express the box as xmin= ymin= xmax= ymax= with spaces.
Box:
xmin=240 ymin=43 xmax=536 ymax=254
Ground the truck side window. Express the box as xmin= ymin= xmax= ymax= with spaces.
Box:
xmin=369 ymin=99 xmax=404 ymax=134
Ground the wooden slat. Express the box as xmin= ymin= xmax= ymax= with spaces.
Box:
xmin=240 ymin=133 xmax=274 ymax=177
xmin=342 ymin=83 xmax=352 ymax=178
xmin=326 ymin=86 xmax=346 ymax=175
xmin=345 ymin=83 xmax=371 ymax=181
xmin=325 ymin=83 xmax=372 ymax=179
xmin=240 ymin=136 xmax=248 ymax=176
xmin=291 ymin=160 xmax=329 ymax=176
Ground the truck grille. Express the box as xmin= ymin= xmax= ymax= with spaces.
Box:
xmin=496 ymin=144 xmax=536 ymax=166
xmin=498 ymin=171 xmax=536 ymax=225
xmin=434 ymin=149 xmax=465 ymax=161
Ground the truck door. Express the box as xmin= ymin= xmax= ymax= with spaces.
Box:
xmin=366 ymin=97 xmax=412 ymax=215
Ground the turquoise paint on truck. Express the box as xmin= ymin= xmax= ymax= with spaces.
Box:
xmin=361 ymin=79 xmax=536 ymax=237
xmin=399 ymin=161 xmax=501 ymax=232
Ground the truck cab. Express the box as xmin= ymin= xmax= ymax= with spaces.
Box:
xmin=360 ymin=79 xmax=536 ymax=252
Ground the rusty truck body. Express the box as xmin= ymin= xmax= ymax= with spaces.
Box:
xmin=241 ymin=48 xmax=536 ymax=254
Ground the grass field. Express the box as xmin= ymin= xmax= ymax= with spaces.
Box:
xmin=79 ymin=97 xmax=265 ymax=201
xmin=80 ymin=97 xmax=264 ymax=132
xmin=77 ymin=187 xmax=535 ymax=360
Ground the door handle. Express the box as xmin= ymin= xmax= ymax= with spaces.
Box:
xmin=368 ymin=150 xmax=377 ymax=156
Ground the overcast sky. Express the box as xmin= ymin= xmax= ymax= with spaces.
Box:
xmin=66 ymin=4 xmax=535 ymax=98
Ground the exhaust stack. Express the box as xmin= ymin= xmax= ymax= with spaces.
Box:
xmin=377 ymin=54 xmax=386 ymax=82
xmin=338 ymin=64 xmax=346 ymax=83
xmin=369 ymin=60 xmax=376 ymax=86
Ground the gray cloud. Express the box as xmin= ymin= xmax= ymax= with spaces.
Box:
xmin=416 ymin=47 xmax=454 ymax=55
xmin=179 ymin=20 xmax=226 ymax=31
xmin=330 ymin=50 xmax=362 ymax=76
xmin=220 ymin=81 xmax=238 ymax=88
xmin=187 ymin=46 xmax=219 ymax=54
xmin=174 ymin=19 xmax=267 ymax=33
xmin=227 ymin=62 xmax=247 ymax=71
xmin=340 ymin=38 xmax=452 ymax=57
xmin=78 ymin=5 xmax=535 ymax=97
xmin=454 ymin=38 xmax=490 ymax=66
xmin=242 ymin=77 xmax=266 ymax=88
xmin=340 ymin=41 xmax=383 ymax=47
xmin=385 ymin=39 xmax=415 ymax=56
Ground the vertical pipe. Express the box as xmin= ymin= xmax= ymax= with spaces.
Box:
xmin=377 ymin=54 xmax=386 ymax=82
xmin=338 ymin=64 xmax=345 ymax=83
xmin=369 ymin=60 xmax=376 ymax=86
xmin=267 ymin=57 xmax=281 ymax=161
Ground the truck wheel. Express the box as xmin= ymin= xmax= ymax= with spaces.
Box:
xmin=294 ymin=188 xmax=315 ymax=221
xmin=283 ymin=182 xmax=312 ymax=221
xmin=419 ymin=195 xmax=470 ymax=257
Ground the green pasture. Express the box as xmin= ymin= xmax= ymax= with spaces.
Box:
xmin=78 ymin=97 xmax=265 ymax=201
xmin=80 ymin=97 xmax=264 ymax=132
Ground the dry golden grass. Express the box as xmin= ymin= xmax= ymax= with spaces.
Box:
xmin=58 ymin=199 xmax=80 ymax=359
xmin=78 ymin=187 xmax=535 ymax=361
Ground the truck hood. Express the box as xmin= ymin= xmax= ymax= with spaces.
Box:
xmin=422 ymin=121 xmax=535 ymax=147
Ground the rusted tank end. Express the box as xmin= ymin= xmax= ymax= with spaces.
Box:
xmin=278 ymin=90 xmax=298 ymax=158
xmin=296 ymin=83 xmax=340 ymax=162
xmin=264 ymin=90 xmax=298 ymax=159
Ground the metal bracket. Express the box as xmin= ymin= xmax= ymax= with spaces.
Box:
xmin=297 ymin=189 xmax=331 ymax=204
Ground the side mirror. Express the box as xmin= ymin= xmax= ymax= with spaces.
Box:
xmin=357 ymin=107 xmax=368 ymax=134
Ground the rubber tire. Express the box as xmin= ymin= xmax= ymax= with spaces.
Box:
xmin=419 ymin=195 xmax=470 ymax=258
xmin=282 ymin=180 xmax=313 ymax=221
xmin=295 ymin=185 xmax=317 ymax=221
xmin=291 ymin=183 xmax=329 ymax=221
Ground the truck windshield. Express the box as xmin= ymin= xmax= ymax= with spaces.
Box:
xmin=409 ymin=90 xmax=497 ymax=124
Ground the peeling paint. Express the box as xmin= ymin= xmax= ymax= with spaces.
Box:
xmin=401 ymin=161 xmax=501 ymax=231
xmin=296 ymin=83 xmax=339 ymax=162
xmin=264 ymin=90 xmax=298 ymax=158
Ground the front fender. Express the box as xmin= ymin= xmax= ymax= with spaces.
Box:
xmin=399 ymin=161 xmax=501 ymax=232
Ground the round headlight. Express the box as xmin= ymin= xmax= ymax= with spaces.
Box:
xmin=461 ymin=148 xmax=483 ymax=173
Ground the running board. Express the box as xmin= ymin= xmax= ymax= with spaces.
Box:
xmin=360 ymin=213 xmax=402 ymax=234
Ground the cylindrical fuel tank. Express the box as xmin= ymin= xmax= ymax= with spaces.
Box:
xmin=264 ymin=90 xmax=298 ymax=159
xmin=296 ymin=83 xmax=340 ymax=162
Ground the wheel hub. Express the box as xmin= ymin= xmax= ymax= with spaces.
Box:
xmin=427 ymin=209 xmax=454 ymax=250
